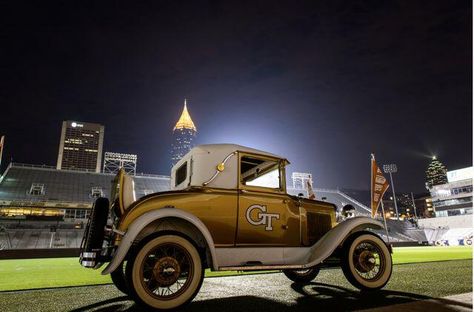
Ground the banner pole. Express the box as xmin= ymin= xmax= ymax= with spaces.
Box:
xmin=411 ymin=192 xmax=418 ymax=220
xmin=380 ymin=200 xmax=390 ymax=244
xmin=370 ymin=153 xmax=374 ymax=217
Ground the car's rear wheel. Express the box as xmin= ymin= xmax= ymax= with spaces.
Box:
xmin=111 ymin=261 xmax=128 ymax=295
xmin=341 ymin=232 xmax=392 ymax=290
xmin=126 ymin=234 xmax=204 ymax=310
xmin=283 ymin=266 xmax=320 ymax=283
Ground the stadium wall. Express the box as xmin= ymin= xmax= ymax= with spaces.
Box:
xmin=417 ymin=214 xmax=473 ymax=229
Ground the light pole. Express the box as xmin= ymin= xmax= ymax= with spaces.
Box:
xmin=383 ymin=163 xmax=399 ymax=220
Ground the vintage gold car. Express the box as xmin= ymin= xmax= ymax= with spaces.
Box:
xmin=80 ymin=144 xmax=392 ymax=310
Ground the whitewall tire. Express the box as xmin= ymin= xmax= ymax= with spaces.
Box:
xmin=126 ymin=234 xmax=204 ymax=310
xmin=341 ymin=233 xmax=392 ymax=290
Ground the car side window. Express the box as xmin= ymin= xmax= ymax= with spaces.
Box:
xmin=240 ymin=155 xmax=280 ymax=189
xmin=175 ymin=161 xmax=187 ymax=186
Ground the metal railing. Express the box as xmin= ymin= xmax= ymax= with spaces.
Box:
xmin=10 ymin=162 xmax=171 ymax=179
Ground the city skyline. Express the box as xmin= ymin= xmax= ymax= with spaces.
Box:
xmin=1 ymin=1 xmax=471 ymax=193
xmin=0 ymin=103 xmax=467 ymax=194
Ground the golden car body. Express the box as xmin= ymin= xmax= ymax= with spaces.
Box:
xmin=116 ymin=145 xmax=337 ymax=248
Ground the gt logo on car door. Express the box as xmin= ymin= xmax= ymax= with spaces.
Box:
xmin=245 ymin=204 xmax=280 ymax=231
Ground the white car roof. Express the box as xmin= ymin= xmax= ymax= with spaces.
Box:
xmin=170 ymin=144 xmax=288 ymax=190
xmin=189 ymin=144 xmax=285 ymax=159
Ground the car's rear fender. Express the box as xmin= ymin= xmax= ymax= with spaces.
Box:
xmin=101 ymin=208 xmax=218 ymax=275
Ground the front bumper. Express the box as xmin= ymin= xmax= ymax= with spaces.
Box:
xmin=79 ymin=251 xmax=102 ymax=268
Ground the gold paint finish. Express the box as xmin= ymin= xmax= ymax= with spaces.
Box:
xmin=119 ymin=189 xmax=238 ymax=246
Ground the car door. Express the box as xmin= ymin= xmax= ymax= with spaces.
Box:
xmin=236 ymin=153 xmax=300 ymax=246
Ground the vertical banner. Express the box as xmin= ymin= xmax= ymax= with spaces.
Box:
xmin=371 ymin=154 xmax=390 ymax=218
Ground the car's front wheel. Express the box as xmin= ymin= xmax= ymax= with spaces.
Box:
xmin=341 ymin=232 xmax=392 ymax=290
xmin=126 ymin=234 xmax=204 ymax=310
xmin=283 ymin=266 xmax=320 ymax=283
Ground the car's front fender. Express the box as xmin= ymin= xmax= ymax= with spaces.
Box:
xmin=301 ymin=216 xmax=385 ymax=268
xmin=101 ymin=208 xmax=218 ymax=275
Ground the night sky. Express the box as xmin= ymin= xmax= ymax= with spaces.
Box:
xmin=1 ymin=1 xmax=472 ymax=193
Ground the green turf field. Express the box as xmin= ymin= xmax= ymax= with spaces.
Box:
xmin=0 ymin=246 xmax=471 ymax=291
xmin=392 ymin=246 xmax=473 ymax=264
xmin=0 ymin=260 xmax=472 ymax=312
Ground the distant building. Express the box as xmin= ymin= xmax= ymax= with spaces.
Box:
xmin=425 ymin=156 xmax=448 ymax=188
xmin=103 ymin=152 xmax=138 ymax=175
xmin=381 ymin=192 xmax=433 ymax=219
xmin=429 ymin=167 xmax=473 ymax=217
xmin=414 ymin=195 xmax=434 ymax=218
xmin=171 ymin=99 xmax=197 ymax=167
xmin=56 ymin=121 xmax=105 ymax=173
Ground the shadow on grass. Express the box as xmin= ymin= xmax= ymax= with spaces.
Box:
xmin=70 ymin=282 xmax=472 ymax=312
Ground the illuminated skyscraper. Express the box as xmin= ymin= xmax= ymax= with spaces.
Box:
xmin=425 ymin=156 xmax=448 ymax=188
xmin=56 ymin=120 xmax=105 ymax=172
xmin=171 ymin=99 xmax=197 ymax=167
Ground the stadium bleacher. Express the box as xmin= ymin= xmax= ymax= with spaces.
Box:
xmin=0 ymin=163 xmax=170 ymax=205
xmin=0 ymin=163 xmax=171 ymax=250
xmin=288 ymin=187 xmax=372 ymax=216
xmin=3 ymin=229 xmax=83 ymax=249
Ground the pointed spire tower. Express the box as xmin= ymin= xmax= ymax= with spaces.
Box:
xmin=425 ymin=155 xmax=448 ymax=188
xmin=171 ymin=99 xmax=197 ymax=167
xmin=173 ymin=99 xmax=197 ymax=132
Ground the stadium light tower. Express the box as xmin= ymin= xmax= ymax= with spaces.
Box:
xmin=383 ymin=163 xmax=399 ymax=220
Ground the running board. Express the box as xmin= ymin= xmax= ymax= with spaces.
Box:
xmin=219 ymin=264 xmax=305 ymax=271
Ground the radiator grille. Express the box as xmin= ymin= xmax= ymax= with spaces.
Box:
xmin=307 ymin=212 xmax=332 ymax=245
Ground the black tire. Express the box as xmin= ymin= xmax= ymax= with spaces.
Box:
xmin=111 ymin=261 xmax=129 ymax=295
xmin=82 ymin=197 xmax=109 ymax=252
xmin=125 ymin=234 xmax=204 ymax=310
xmin=341 ymin=232 xmax=392 ymax=291
xmin=283 ymin=266 xmax=320 ymax=283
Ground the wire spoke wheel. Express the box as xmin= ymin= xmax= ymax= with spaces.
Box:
xmin=352 ymin=241 xmax=384 ymax=282
xmin=141 ymin=243 xmax=193 ymax=300
xmin=127 ymin=234 xmax=204 ymax=310
xmin=342 ymin=233 xmax=392 ymax=290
